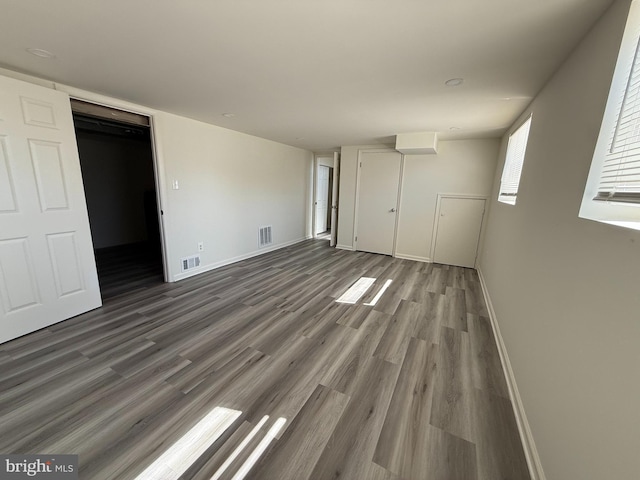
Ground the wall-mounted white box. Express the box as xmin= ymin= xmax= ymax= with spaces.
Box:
xmin=395 ymin=132 xmax=438 ymax=155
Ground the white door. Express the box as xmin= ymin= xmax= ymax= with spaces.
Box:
xmin=356 ymin=151 xmax=401 ymax=255
xmin=315 ymin=165 xmax=330 ymax=234
xmin=433 ymin=196 xmax=486 ymax=268
xmin=330 ymin=152 xmax=339 ymax=247
xmin=0 ymin=74 xmax=101 ymax=344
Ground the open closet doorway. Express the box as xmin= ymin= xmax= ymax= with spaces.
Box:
xmin=71 ymin=100 xmax=165 ymax=299
xmin=313 ymin=153 xmax=339 ymax=245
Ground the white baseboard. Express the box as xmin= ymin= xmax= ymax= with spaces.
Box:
xmin=172 ymin=236 xmax=309 ymax=282
xmin=336 ymin=244 xmax=353 ymax=251
xmin=394 ymin=253 xmax=431 ymax=263
xmin=476 ymin=267 xmax=546 ymax=480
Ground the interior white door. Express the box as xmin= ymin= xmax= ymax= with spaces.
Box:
xmin=330 ymin=152 xmax=339 ymax=247
xmin=433 ymin=196 xmax=486 ymax=268
xmin=0 ymin=74 xmax=101 ymax=344
xmin=356 ymin=151 xmax=401 ymax=255
xmin=315 ymin=165 xmax=330 ymax=234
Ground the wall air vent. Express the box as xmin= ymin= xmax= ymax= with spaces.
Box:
xmin=258 ymin=225 xmax=273 ymax=248
xmin=181 ymin=254 xmax=201 ymax=272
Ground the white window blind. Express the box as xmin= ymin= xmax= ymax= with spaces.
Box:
xmin=596 ymin=35 xmax=640 ymax=203
xmin=499 ymin=116 xmax=532 ymax=205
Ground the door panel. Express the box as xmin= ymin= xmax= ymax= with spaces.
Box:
xmin=30 ymin=139 xmax=70 ymax=210
xmin=316 ymin=165 xmax=330 ymax=234
xmin=0 ymin=237 xmax=40 ymax=311
xmin=0 ymin=74 xmax=101 ymax=344
xmin=0 ymin=137 xmax=18 ymax=212
xmin=47 ymin=232 xmax=85 ymax=297
xmin=433 ymin=197 xmax=485 ymax=268
xmin=330 ymin=152 xmax=339 ymax=247
xmin=356 ymin=151 xmax=401 ymax=255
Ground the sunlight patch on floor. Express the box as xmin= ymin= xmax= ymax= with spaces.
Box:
xmin=336 ymin=277 xmax=376 ymax=304
xmin=134 ymin=407 xmax=241 ymax=480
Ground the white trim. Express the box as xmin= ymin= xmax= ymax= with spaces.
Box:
xmin=392 ymin=154 xmax=405 ymax=256
xmin=330 ymin=151 xmax=340 ymax=247
xmin=55 ymin=84 xmax=159 ymax=117
xmin=63 ymin=90 xmax=170 ymax=283
xmin=173 ymin=236 xmax=309 ymax=281
xmin=353 ymin=149 xmax=364 ymax=249
xmin=312 ymin=156 xmax=319 ymax=238
xmin=336 ymin=244 xmax=354 ymax=251
xmin=313 ymin=154 xmax=335 ymax=238
xmin=476 ymin=266 xmax=546 ymax=480
xmin=394 ymin=253 xmax=431 ymax=263
xmin=0 ymin=66 xmax=56 ymax=89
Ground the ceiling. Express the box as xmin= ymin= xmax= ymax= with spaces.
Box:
xmin=0 ymin=0 xmax=615 ymax=152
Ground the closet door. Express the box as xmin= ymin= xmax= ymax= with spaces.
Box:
xmin=433 ymin=196 xmax=485 ymax=268
xmin=0 ymin=74 xmax=101 ymax=343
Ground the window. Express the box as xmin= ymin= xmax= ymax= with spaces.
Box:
xmin=498 ymin=116 xmax=532 ymax=205
xmin=580 ymin=0 xmax=640 ymax=230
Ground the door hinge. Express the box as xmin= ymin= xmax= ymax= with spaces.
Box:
xmin=355 ymin=236 xmax=358 ymax=242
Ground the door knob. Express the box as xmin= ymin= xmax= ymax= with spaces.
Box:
xmin=390 ymin=208 xmax=396 ymax=212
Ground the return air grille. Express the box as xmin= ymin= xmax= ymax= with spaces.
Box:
xmin=181 ymin=254 xmax=201 ymax=272
xmin=258 ymin=226 xmax=272 ymax=248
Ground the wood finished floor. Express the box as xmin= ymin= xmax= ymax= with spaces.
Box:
xmin=0 ymin=240 xmax=530 ymax=480
xmin=94 ymin=242 xmax=164 ymax=300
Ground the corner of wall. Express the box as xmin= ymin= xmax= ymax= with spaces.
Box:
xmin=475 ymin=266 xmax=547 ymax=480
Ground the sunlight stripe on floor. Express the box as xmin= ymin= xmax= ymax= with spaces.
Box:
xmin=336 ymin=277 xmax=376 ymax=304
xmin=364 ymin=279 xmax=393 ymax=306
xmin=230 ymin=417 xmax=287 ymax=480
xmin=135 ymin=406 xmax=241 ymax=480
xmin=210 ymin=415 xmax=269 ymax=480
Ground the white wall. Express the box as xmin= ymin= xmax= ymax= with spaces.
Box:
xmin=153 ymin=112 xmax=313 ymax=281
xmin=396 ymin=140 xmax=498 ymax=261
xmin=478 ymin=1 xmax=640 ymax=479
xmin=337 ymin=141 xmax=498 ymax=259
xmin=1 ymin=71 xmax=315 ymax=283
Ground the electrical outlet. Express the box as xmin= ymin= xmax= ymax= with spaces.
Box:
xmin=198 ymin=242 xmax=204 ymax=252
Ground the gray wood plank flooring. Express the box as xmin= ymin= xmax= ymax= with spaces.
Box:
xmin=0 ymin=239 xmax=529 ymax=479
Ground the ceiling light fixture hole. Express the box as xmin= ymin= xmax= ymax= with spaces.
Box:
xmin=445 ymin=78 xmax=464 ymax=87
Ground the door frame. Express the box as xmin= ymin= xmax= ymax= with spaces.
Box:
xmin=353 ymin=148 xmax=404 ymax=255
xmin=329 ymin=152 xmax=339 ymax=247
xmin=64 ymin=90 xmax=169 ymax=283
xmin=312 ymin=153 xmax=339 ymax=241
xmin=430 ymin=193 xmax=487 ymax=267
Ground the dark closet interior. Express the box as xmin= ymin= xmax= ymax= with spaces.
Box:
xmin=73 ymin=107 xmax=163 ymax=299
